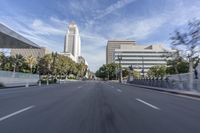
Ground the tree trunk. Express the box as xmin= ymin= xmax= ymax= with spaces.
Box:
xmin=30 ymin=64 xmax=33 ymax=73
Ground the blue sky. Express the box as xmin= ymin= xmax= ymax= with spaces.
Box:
xmin=0 ymin=0 xmax=200 ymax=71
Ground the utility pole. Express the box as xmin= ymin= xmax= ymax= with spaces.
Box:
xmin=117 ymin=54 xmax=122 ymax=83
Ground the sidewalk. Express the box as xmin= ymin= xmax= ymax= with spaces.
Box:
xmin=123 ymin=83 xmax=200 ymax=98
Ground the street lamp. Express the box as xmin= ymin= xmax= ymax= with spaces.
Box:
xmin=141 ymin=56 xmax=144 ymax=78
xmin=117 ymin=54 xmax=122 ymax=83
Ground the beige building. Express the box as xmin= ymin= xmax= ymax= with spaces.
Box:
xmin=10 ymin=47 xmax=51 ymax=58
xmin=106 ymin=40 xmax=136 ymax=64
xmin=113 ymin=44 xmax=175 ymax=74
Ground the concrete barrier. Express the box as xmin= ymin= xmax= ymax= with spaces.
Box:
xmin=0 ymin=70 xmax=39 ymax=87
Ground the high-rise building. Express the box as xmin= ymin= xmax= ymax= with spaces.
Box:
xmin=63 ymin=22 xmax=81 ymax=62
xmin=106 ymin=40 xmax=136 ymax=64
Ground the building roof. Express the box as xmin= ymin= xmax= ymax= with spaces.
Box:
xmin=0 ymin=23 xmax=40 ymax=48
xmin=116 ymin=44 xmax=175 ymax=52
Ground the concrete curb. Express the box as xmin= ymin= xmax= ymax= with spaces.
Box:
xmin=121 ymin=83 xmax=200 ymax=99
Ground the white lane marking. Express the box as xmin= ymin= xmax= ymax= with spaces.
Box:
xmin=78 ymin=86 xmax=82 ymax=89
xmin=136 ymin=98 xmax=160 ymax=110
xmin=0 ymin=105 xmax=35 ymax=122
xmin=117 ymin=89 xmax=122 ymax=92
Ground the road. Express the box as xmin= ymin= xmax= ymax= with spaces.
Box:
xmin=0 ymin=81 xmax=200 ymax=133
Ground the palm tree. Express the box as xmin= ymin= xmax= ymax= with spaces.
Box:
xmin=26 ymin=55 xmax=37 ymax=73
xmin=11 ymin=54 xmax=25 ymax=72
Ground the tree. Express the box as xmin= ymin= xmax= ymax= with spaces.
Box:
xmin=122 ymin=68 xmax=129 ymax=78
xmin=54 ymin=55 xmax=71 ymax=79
xmin=95 ymin=65 xmax=108 ymax=80
xmin=147 ymin=65 xmax=166 ymax=79
xmin=170 ymin=19 xmax=200 ymax=89
xmin=1 ymin=55 xmax=12 ymax=71
xmin=11 ymin=54 xmax=25 ymax=72
xmin=165 ymin=51 xmax=182 ymax=74
xmin=157 ymin=65 xmax=166 ymax=79
xmin=106 ymin=63 xmax=118 ymax=80
xmin=95 ymin=63 xmax=119 ymax=80
xmin=38 ymin=54 xmax=53 ymax=75
xmin=26 ymin=55 xmax=37 ymax=73
xmin=166 ymin=59 xmax=189 ymax=74
xmin=132 ymin=70 xmax=141 ymax=79
xmin=76 ymin=63 xmax=88 ymax=78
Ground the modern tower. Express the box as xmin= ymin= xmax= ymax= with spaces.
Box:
xmin=64 ymin=22 xmax=81 ymax=62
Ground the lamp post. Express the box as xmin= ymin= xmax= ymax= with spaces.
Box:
xmin=141 ymin=56 xmax=144 ymax=78
xmin=117 ymin=54 xmax=122 ymax=83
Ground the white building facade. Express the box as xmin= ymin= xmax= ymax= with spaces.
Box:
xmin=113 ymin=44 xmax=174 ymax=74
xmin=63 ymin=22 xmax=81 ymax=62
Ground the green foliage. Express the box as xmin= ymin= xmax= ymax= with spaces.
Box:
xmin=0 ymin=53 xmax=88 ymax=79
xmin=122 ymin=68 xmax=129 ymax=77
xmin=38 ymin=53 xmax=88 ymax=79
xmin=147 ymin=65 xmax=166 ymax=78
xmin=131 ymin=70 xmax=141 ymax=79
xmin=166 ymin=59 xmax=189 ymax=74
xmin=25 ymin=55 xmax=37 ymax=73
xmin=95 ymin=63 xmax=119 ymax=80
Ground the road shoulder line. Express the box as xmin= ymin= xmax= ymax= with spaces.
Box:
xmin=0 ymin=105 xmax=35 ymax=122
xmin=136 ymin=98 xmax=160 ymax=110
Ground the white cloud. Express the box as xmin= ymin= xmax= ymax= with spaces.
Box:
xmin=50 ymin=17 xmax=68 ymax=26
xmin=104 ymin=16 xmax=166 ymax=40
xmin=94 ymin=0 xmax=137 ymax=20
xmin=31 ymin=19 xmax=65 ymax=36
xmin=160 ymin=0 xmax=200 ymax=27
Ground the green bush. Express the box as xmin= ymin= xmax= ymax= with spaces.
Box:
xmin=40 ymin=79 xmax=57 ymax=84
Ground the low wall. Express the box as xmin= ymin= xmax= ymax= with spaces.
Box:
xmin=129 ymin=78 xmax=200 ymax=92
xmin=0 ymin=70 xmax=39 ymax=87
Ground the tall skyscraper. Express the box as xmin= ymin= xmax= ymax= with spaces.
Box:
xmin=64 ymin=22 xmax=81 ymax=62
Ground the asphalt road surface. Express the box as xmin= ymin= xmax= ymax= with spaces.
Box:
xmin=0 ymin=81 xmax=200 ymax=133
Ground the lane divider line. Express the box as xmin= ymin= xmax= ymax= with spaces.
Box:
xmin=0 ymin=105 xmax=35 ymax=122
xmin=136 ymin=98 xmax=160 ymax=110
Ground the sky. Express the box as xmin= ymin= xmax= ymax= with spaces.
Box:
xmin=0 ymin=0 xmax=200 ymax=71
